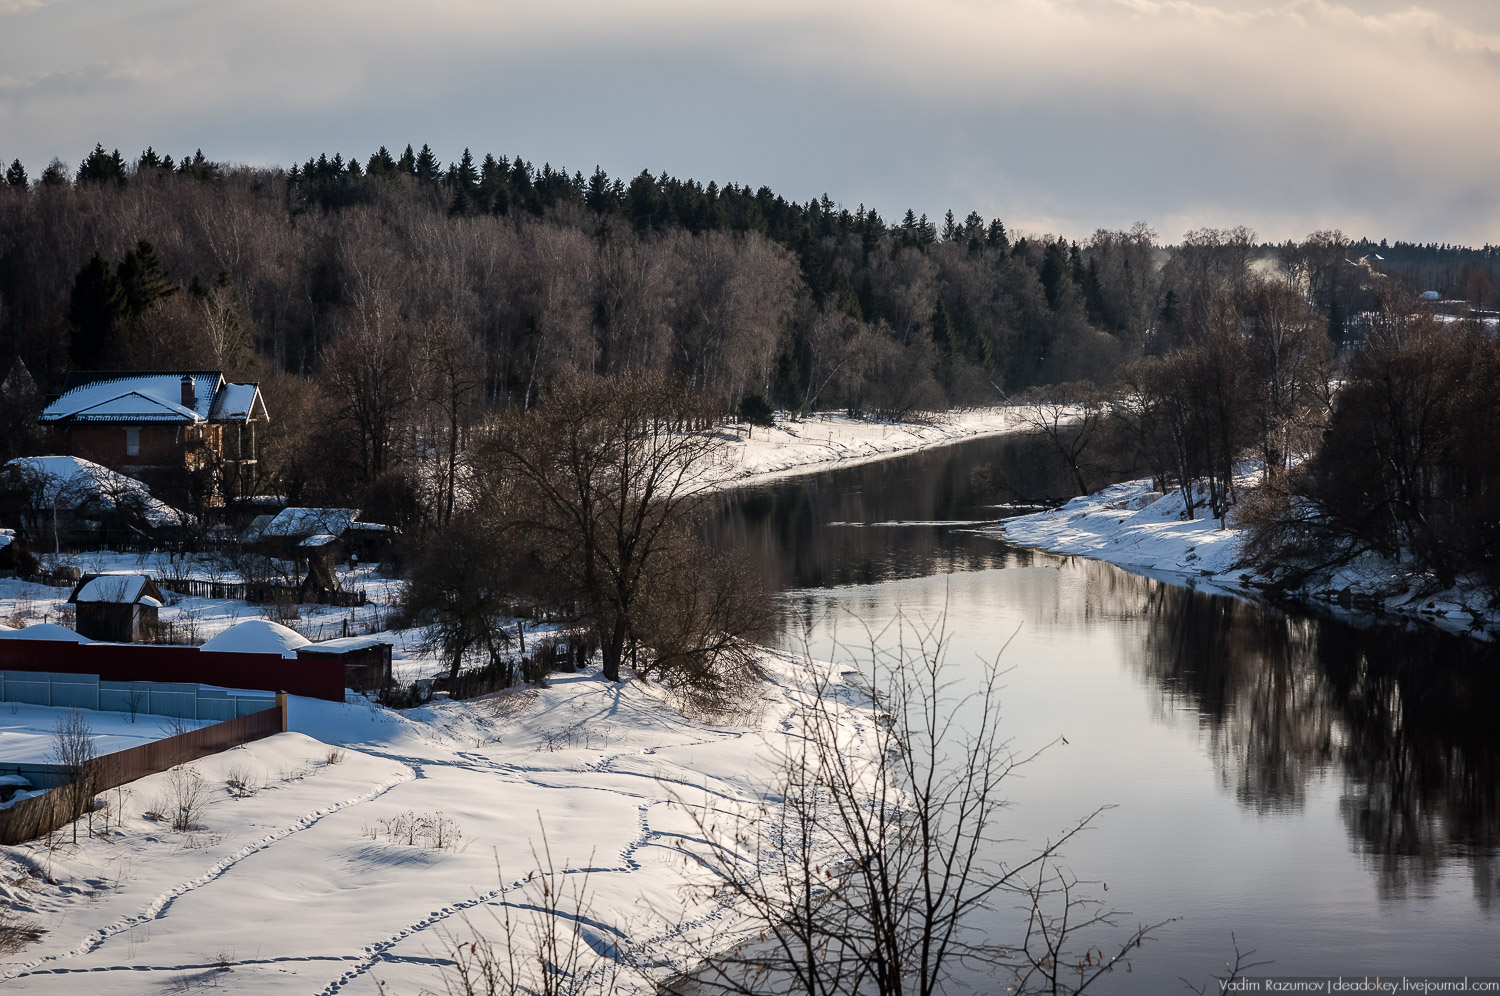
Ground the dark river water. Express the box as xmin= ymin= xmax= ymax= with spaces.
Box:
xmin=704 ymin=433 xmax=1500 ymax=993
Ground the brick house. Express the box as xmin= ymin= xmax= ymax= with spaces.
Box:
xmin=40 ymin=372 xmax=268 ymax=503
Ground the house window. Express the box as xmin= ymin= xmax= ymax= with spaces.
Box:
xmin=125 ymin=428 xmax=140 ymax=456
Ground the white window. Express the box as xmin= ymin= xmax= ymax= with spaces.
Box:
xmin=125 ymin=428 xmax=140 ymax=456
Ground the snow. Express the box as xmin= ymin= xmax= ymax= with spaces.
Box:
xmin=994 ymin=472 xmax=1500 ymax=637
xmin=0 ymin=651 xmax=883 ymax=995
xmin=70 ymin=574 xmax=152 ymax=604
xmin=40 ymin=373 xmax=221 ymax=423
xmin=0 ymin=624 xmax=92 ymax=643
xmin=200 ymin=620 xmax=311 ymax=658
xmin=698 ymin=406 xmax=1075 ymax=489
xmin=297 ymin=636 xmax=388 ymax=655
xmin=208 ymin=382 xmax=263 ymax=421
xmin=4 ymin=456 xmax=186 ymax=529
xmin=0 ymin=702 xmax=209 ymax=765
xmin=259 ymin=507 xmax=359 ymax=539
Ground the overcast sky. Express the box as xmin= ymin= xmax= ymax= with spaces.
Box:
xmin=2 ymin=0 xmax=1497 ymax=245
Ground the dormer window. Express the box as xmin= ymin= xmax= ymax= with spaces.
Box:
xmin=125 ymin=427 xmax=140 ymax=456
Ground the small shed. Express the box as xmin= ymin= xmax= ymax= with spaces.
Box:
xmin=295 ymin=636 xmax=393 ymax=694
xmin=67 ymin=573 xmax=165 ymax=643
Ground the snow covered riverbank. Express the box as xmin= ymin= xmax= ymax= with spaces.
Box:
xmin=0 ymin=651 xmax=882 ymax=995
xmin=994 ymin=475 xmax=1499 ymax=639
xmin=700 ymin=406 xmax=1057 ymax=488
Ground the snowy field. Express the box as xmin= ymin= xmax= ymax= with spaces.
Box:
xmin=700 ymin=405 xmax=1063 ymax=488
xmin=0 ymin=703 xmax=208 ymax=765
xmin=0 ymin=651 xmax=882 ymax=994
xmin=995 ymin=473 xmax=1499 ymax=637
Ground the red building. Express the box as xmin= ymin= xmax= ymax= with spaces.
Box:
xmin=40 ymin=371 xmax=268 ymax=503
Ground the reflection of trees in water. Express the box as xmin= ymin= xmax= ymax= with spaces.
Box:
xmin=1134 ymin=586 xmax=1500 ymax=904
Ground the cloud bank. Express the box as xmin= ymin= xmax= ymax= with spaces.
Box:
xmin=1 ymin=0 xmax=1496 ymax=244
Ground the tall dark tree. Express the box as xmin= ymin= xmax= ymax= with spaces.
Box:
xmin=67 ymin=251 xmax=126 ymax=367
xmin=116 ymin=240 xmax=177 ymax=318
xmin=414 ymin=144 xmax=442 ymax=186
xmin=4 ymin=159 xmax=26 ymax=189
xmin=76 ymin=144 xmax=127 ymax=186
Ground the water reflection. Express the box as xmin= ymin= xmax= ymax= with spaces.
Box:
xmin=705 ymin=433 xmax=1500 ymax=916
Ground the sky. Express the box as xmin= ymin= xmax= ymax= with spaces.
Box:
xmin=2 ymin=0 xmax=1498 ymax=246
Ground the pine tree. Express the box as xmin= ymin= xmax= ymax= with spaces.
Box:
xmin=1040 ymin=241 xmax=1068 ymax=309
xmin=585 ymin=166 xmax=613 ymax=214
xmin=367 ymin=146 xmax=397 ymax=177
xmin=3 ymin=159 xmax=26 ymax=189
xmin=986 ymin=218 xmax=1010 ymax=252
xmin=117 ymin=240 xmax=177 ymax=318
xmin=940 ymin=209 xmax=960 ymax=243
xmin=135 ymin=147 xmax=163 ymax=172
xmin=77 ymin=144 xmax=126 ymax=186
xmin=396 ymin=144 xmax=418 ymax=176
xmin=455 ymin=148 xmax=479 ymax=193
xmin=68 ymin=252 xmax=126 ymax=367
xmin=414 ymin=144 xmax=442 ymax=185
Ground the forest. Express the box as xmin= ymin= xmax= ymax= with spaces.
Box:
xmin=1 ymin=142 xmax=1497 ymax=587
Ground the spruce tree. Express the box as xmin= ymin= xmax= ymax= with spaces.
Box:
xmin=367 ymin=145 xmax=396 ymax=177
xmin=3 ymin=159 xmax=26 ymax=189
xmin=455 ymin=148 xmax=479 ymax=193
xmin=77 ymin=144 xmax=127 ymax=186
xmin=414 ymin=144 xmax=442 ymax=185
xmin=397 ymin=144 xmax=417 ymax=176
xmin=68 ymin=252 xmax=126 ymax=367
xmin=940 ymin=209 xmax=960 ymax=243
xmin=986 ymin=218 xmax=1009 ymax=251
xmin=117 ymin=240 xmax=177 ymax=318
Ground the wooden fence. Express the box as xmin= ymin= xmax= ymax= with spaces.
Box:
xmin=0 ymin=695 xmax=286 ymax=846
xmin=155 ymin=577 xmax=367 ymax=607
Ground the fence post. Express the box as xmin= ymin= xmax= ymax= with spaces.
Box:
xmin=276 ymin=690 xmax=288 ymax=732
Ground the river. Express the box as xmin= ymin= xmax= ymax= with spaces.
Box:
xmin=705 ymin=432 xmax=1500 ymax=993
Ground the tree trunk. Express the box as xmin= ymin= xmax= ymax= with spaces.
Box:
xmin=601 ymin=617 xmax=627 ymax=682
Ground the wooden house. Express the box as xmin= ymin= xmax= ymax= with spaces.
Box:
xmin=40 ymin=371 xmax=268 ymax=503
xmin=67 ymin=574 xmax=165 ymax=643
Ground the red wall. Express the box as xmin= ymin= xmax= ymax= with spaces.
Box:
xmin=0 ymin=639 xmax=345 ymax=701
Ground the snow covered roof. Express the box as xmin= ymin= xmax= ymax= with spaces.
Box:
xmin=259 ymin=507 xmax=360 ymax=540
xmin=0 ymin=623 xmax=93 ymax=643
xmin=297 ymin=635 xmax=391 ymax=655
xmin=39 ymin=372 xmax=266 ymax=424
xmin=3 ymin=456 xmax=189 ymax=529
xmin=200 ymin=619 xmax=311 ymax=658
xmin=298 ymin=533 xmax=340 ymax=548
xmin=69 ymin=573 xmax=163 ymax=605
xmin=208 ymin=382 xmax=267 ymax=421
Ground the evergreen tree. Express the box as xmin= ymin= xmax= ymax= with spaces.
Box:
xmin=116 ymin=240 xmax=177 ymax=318
xmin=585 ymin=166 xmax=614 ymax=214
xmin=414 ymin=144 xmax=442 ymax=185
xmin=68 ymin=252 xmax=126 ymax=366
xmin=367 ymin=145 xmax=397 ymax=177
xmin=77 ymin=144 xmax=127 ymax=186
xmin=986 ymin=218 xmax=1010 ymax=251
xmin=3 ymin=159 xmax=26 ymax=189
xmin=1040 ymin=241 xmax=1068 ymax=309
xmin=455 ymin=148 xmax=479 ymax=194
xmin=135 ymin=147 xmax=163 ymax=172
xmin=396 ymin=144 xmax=418 ymax=176
xmin=940 ymin=209 xmax=960 ymax=243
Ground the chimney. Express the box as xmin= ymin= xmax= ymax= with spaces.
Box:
xmin=181 ymin=375 xmax=196 ymax=409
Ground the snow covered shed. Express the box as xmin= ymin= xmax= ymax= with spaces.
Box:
xmin=296 ymin=636 xmax=392 ymax=694
xmin=67 ymin=573 xmax=165 ymax=643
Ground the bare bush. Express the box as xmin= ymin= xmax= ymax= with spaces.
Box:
xmin=156 ymin=767 xmax=210 ymax=833
xmin=656 ymin=618 xmax=1166 ymax=996
xmin=225 ymin=764 xmax=260 ymax=799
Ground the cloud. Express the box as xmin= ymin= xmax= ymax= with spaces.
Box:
xmin=1 ymin=0 xmax=1497 ymax=243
